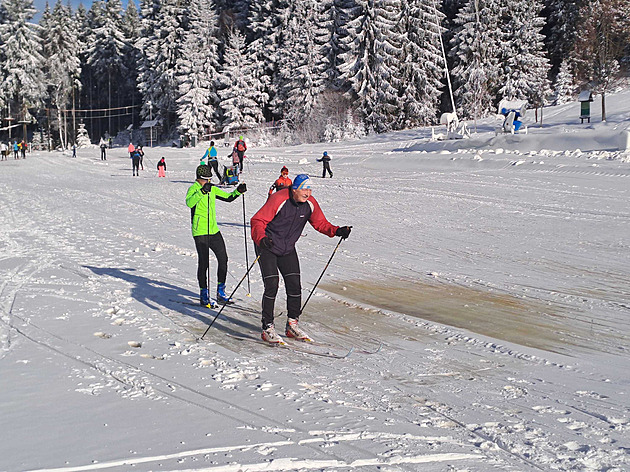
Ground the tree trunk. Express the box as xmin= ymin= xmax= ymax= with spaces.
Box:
xmin=601 ymin=93 xmax=606 ymax=122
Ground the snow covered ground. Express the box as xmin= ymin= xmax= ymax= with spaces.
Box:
xmin=1 ymin=93 xmax=629 ymax=472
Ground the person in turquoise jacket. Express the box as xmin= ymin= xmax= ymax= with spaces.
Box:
xmin=201 ymin=141 xmax=220 ymax=179
xmin=186 ymin=165 xmax=247 ymax=306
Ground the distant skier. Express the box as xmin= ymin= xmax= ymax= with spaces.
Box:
xmin=201 ymin=141 xmax=220 ymax=179
xmin=233 ymin=136 xmax=247 ymax=172
xmin=231 ymin=148 xmax=240 ymax=173
xmin=20 ymin=140 xmax=26 ymax=158
xmin=71 ymin=144 xmax=77 ymax=158
xmin=137 ymin=145 xmax=145 ymax=170
xmin=186 ymin=165 xmax=248 ymax=306
xmin=317 ymin=151 xmax=333 ymax=178
xmin=100 ymin=141 xmax=107 ymax=160
xmin=251 ymin=174 xmax=352 ymax=344
xmin=12 ymin=141 xmax=18 ymax=159
xmin=1 ymin=142 xmax=8 ymax=160
xmin=157 ymin=157 xmax=166 ymax=177
xmin=128 ymin=142 xmax=135 ymax=159
xmin=131 ymin=149 xmax=141 ymax=176
xmin=268 ymin=166 xmax=292 ymax=197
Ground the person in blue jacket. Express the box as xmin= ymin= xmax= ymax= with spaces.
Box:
xmin=201 ymin=141 xmax=221 ymax=179
xmin=317 ymin=151 xmax=333 ymax=178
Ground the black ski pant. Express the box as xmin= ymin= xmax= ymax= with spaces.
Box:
xmin=256 ymin=246 xmax=301 ymax=330
xmin=132 ymin=158 xmax=140 ymax=175
xmin=194 ymin=232 xmax=228 ymax=290
xmin=101 ymin=149 xmax=106 ymax=160
xmin=322 ymin=162 xmax=333 ymax=178
xmin=236 ymin=150 xmax=245 ymax=172
xmin=208 ymin=160 xmax=220 ymax=179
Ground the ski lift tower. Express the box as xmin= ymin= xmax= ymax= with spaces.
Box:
xmin=4 ymin=116 xmax=15 ymax=140
xmin=147 ymin=101 xmax=153 ymax=147
xmin=19 ymin=109 xmax=34 ymax=142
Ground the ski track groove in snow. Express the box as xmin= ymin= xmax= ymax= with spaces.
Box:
xmin=2 ymin=96 xmax=630 ymax=471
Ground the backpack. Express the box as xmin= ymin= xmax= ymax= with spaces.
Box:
xmin=236 ymin=140 xmax=246 ymax=152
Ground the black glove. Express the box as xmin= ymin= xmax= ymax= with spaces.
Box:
xmin=335 ymin=226 xmax=352 ymax=239
xmin=259 ymin=237 xmax=273 ymax=250
xmin=237 ymin=183 xmax=247 ymax=193
xmin=201 ymin=182 xmax=213 ymax=194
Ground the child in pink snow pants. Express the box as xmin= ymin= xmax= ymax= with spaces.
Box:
xmin=157 ymin=157 xmax=166 ymax=177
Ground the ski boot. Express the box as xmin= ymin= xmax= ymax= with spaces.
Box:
xmin=216 ymin=283 xmax=233 ymax=304
xmin=261 ymin=325 xmax=285 ymax=344
xmin=200 ymin=289 xmax=218 ymax=308
xmin=285 ymin=318 xmax=312 ymax=342
xmin=200 ymin=288 xmax=210 ymax=306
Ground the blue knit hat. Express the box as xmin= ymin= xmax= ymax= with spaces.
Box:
xmin=292 ymin=174 xmax=312 ymax=190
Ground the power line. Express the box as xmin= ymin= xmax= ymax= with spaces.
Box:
xmin=45 ymin=105 xmax=141 ymax=113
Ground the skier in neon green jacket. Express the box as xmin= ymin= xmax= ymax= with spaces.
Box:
xmin=186 ymin=165 xmax=247 ymax=306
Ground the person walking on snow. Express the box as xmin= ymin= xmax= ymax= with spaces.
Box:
xmin=201 ymin=141 xmax=220 ymax=178
xmin=20 ymin=140 xmax=26 ymax=158
xmin=231 ymin=147 xmax=241 ymax=173
xmin=233 ymin=136 xmax=247 ymax=172
xmin=128 ymin=142 xmax=135 ymax=159
xmin=131 ymin=149 xmax=141 ymax=176
xmin=72 ymin=144 xmax=77 ymax=158
xmin=268 ymin=166 xmax=292 ymax=197
xmin=317 ymin=151 xmax=333 ymax=178
xmin=250 ymin=174 xmax=352 ymax=344
xmin=1 ymin=142 xmax=8 ymax=161
xmin=157 ymin=157 xmax=167 ymax=177
xmin=13 ymin=141 xmax=19 ymax=159
xmin=186 ymin=165 xmax=248 ymax=306
xmin=100 ymin=141 xmax=107 ymax=160
xmin=137 ymin=145 xmax=145 ymax=170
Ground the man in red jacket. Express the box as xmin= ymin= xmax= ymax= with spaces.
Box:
xmin=250 ymin=174 xmax=352 ymax=344
xmin=233 ymin=136 xmax=247 ymax=172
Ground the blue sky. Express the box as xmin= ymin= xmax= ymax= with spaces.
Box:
xmin=32 ymin=0 xmax=138 ymax=22
xmin=33 ymin=0 xmax=85 ymax=17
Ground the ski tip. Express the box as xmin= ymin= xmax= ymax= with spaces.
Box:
xmin=246 ymin=293 xmax=252 ymax=297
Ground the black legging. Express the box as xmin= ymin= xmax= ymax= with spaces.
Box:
xmin=208 ymin=160 xmax=220 ymax=179
xmin=236 ymin=150 xmax=245 ymax=172
xmin=256 ymin=246 xmax=301 ymax=329
xmin=322 ymin=161 xmax=333 ymax=178
xmin=194 ymin=232 xmax=228 ymax=289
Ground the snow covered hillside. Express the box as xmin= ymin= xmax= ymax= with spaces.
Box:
xmin=1 ymin=95 xmax=629 ymax=472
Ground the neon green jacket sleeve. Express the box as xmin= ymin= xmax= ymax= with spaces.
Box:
xmin=186 ymin=182 xmax=241 ymax=237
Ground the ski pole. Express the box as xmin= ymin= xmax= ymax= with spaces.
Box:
xmin=207 ymin=190 xmax=211 ymax=302
xmin=201 ymin=255 xmax=261 ymax=339
xmin=300 ymin=237 xmax=345 ymax=315
xmin=242 ymin=193 xmax=251 ymax=296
